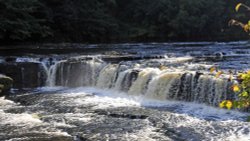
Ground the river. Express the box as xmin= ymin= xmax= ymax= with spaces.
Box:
xmin=0 ymin=41 xmax=250 ymax=141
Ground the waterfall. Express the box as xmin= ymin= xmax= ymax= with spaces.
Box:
xmin=145 ymin=72 xmax=182 ymax=100
xmin=114 ymin=69 xmax=132 ymax=91
xmin=47 ymin=58 xmax=105 ymax=87
xmin=128 ymin=68 xmax=159 ymax=96
xmin=45 ymin=57 xmax=233 ymax=107
xmin=96 ymin=64 xmax=118 ymax=89
xmin=46 ymin=61 xmax=60 ymax=87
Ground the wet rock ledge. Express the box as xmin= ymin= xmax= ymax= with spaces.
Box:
xmin=0 ymin=74 xmax=13 ymax=96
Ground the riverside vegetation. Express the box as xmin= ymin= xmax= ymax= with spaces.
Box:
xmin=0 ymin=0 xmax=250 ymax=44
xmin=218 ymin=3 xmax=250 ymax=121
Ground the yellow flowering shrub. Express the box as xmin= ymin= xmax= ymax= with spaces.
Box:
xmin=209 ymin=66 xmax=250 ymax=112
xmin=219 ymin=71 xmax=250 ymax=110
xmin=222 ymin=3 xmax=250 ymax=121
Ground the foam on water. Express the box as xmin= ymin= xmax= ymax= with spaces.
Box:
xmin=68 ymin=87 xmax=248 ymax=140
xmin=54 ymin=87 xmax=248 ymax=121
xmin=4 ymin=131 xmax=71 ymax=141
xmin=1 ymin=87 xmax=250 ymax=140
xmin=36 ymin=86 xmax=66 ymax=92
xmin=0 ymin=112 xmax=42 ymax=125
xmin=0 ymin=96 xmax=73 ymax=140
xmin=62 ymin=87 xmax=141 ymax=108
xmin=123 ymin=120 xmax=172 ymax=141
xmin=0 ymin=97 xmax=15 ymax=106
xmin=15 ymin=57 xmax=39 ymax=62
xmin=63 ymin=113 xmax=93 ymax=123
xmin=57 ymin=87 xmax=248 ymax=140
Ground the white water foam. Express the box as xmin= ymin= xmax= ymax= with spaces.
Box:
xmin=58 ymin=87 xmax=249 ymax=140
xmin=0 ymin=97 xmax=15 ymax=106
xmin=0 ymin=112 xmax=42 ymax=126
xmin=62 ymin=87 xmax=141 ymax=108
xmin=0 ymin=97 xmax=73 ymax=140
xmin=1 ymin=87 xmax=249 ymax=140
xmin=55 ymin=87 xmax=249 ymax=121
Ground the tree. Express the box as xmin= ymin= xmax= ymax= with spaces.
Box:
xmin=41 ymin=0 xmax=119 ymax=42
xmin=0 ymin=0 xmax=249 ymax=43
xmin=0 ymin=0 xmax=51 ymax=41
xmin=168 ymin=0 xmax=227 ymax=40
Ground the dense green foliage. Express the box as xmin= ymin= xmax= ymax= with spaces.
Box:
xmin=0 ymin=0 xmax=250 ymax=43
xmin=0 ymin=0 xmax=51 ymax=42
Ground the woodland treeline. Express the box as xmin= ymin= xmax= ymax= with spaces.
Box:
xmin=0 ymin=0 xmax=250 ymax=44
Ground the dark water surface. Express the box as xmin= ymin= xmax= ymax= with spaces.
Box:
xmin=1 ymin=41 xmax=250 ymax=70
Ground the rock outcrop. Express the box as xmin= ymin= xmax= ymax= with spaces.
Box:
xmin=0 ymin=74 xmax=13 ymax=96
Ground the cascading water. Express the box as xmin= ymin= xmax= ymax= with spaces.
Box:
xmin=45 ymin=56 xmax=233 ymax=107
xmin=46 ymin=58 xmax=106 ymax=87
xmin=46 ymin=61 xmax=59 ymax=87
xmin=128 ymin=68 xmax=159 ymax=96
xmin=96 ymin=64 xmax=119 ymax=89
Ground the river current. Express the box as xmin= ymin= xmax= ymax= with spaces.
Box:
xmin=0 ymin=41 xmax=250 ymax=141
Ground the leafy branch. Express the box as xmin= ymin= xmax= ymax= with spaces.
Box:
xmin=229 ymin=3 xmax=250 ymax=32
xmin=219 ymin=4 xmax=250 ymax=121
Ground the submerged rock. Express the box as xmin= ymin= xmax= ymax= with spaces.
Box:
xmin=0 ymin=74 xmax=13 ymax=96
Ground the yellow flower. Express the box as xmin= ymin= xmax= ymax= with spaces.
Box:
xmin=225 ymin=100 xmax=233 ymax=110
xmin=235 ymin=3 xmax=242 ymax=12
xmin=232 ymin=85 xmax=240 ymax=92
xmin=241 ymin=74 xmax=247 ymax=79
xmin=219 ymin=100 xmax=226 ymax=108
xmin=244 ymin=24 xmax=250 ymax=32
xmin=220 ymin=100 xmax=233 ymax=109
